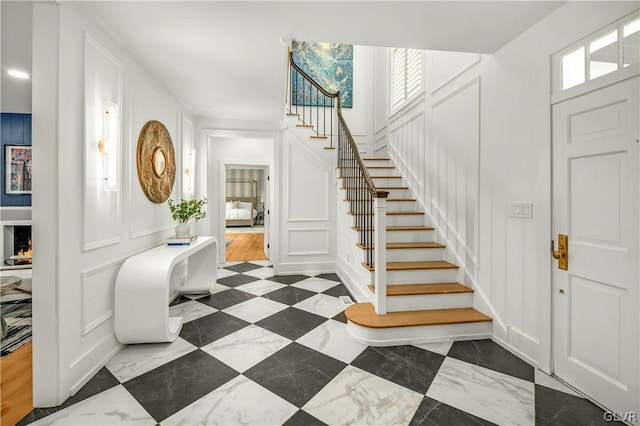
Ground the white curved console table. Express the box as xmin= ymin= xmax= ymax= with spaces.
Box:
xmin=115 ymin=236 xmax=218 ymax=344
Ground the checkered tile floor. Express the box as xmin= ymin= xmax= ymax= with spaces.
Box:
xmin=19 ymin=261 xmax=615 ymax=425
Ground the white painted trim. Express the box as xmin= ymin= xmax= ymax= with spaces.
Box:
xmin=80 ymin=258 xmax=124 ymax=336
xmin=286 ymin=228 xmax=330 ymax=256
xmin=69 ymin=336 xmax=122 ymax=395
xmin=491 ymin=334 xmax=539 ymax=369
xmin=431 ymin=199 xmax=479 ymax=267
xmin=274 ymin=261 xmax=336 ymax=275
xmin=551 ymin=67 xmax=640 ymax=104
xmin=0 ymin=207 xmax=32 ymax=211
xmin=130 ymin=225 xmax=173 ymax=240
xmin=389 ymin=92 xmax=427 ymax=124
xmin=336 ymin=259 xmax=370 ymax=303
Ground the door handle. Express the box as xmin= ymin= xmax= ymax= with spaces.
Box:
xmin=551 ymin=234 xmax=568 ymax=270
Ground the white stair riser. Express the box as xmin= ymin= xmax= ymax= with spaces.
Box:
xmin=385 ymin=247 xmax=445 ymax=262
xmin=371 ymin=177 xmax=404 ymax=187
xmin=386 ymin=230 xmax=434 ymax=243
xmin=363 ymin=159 xmax=392 ymax=167
xmin=367 ymin=168 xmax=398 ymax=177
xmin=347 ymin=320 xmax=492 ymax=347
xmin=387 ymin=201 xmax=418 ymax=212
xmin=381 ymin=188 xmax=411 ymax=198
xmin=386 ymin=214 xmax=425 ymax=227
xmin=385 ymin=292 xmax=474 ymax=312
xmin=384 ymin=268 xmax=458 ymax=284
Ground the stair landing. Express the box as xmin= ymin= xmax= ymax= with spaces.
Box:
xmin=345 ymin=303 xmax=491 ymax=328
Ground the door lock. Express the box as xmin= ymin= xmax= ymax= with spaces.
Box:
xmin=551 ymin=234 xmax=569 ymax=270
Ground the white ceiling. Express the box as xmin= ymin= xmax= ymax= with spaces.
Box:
xmin=67 ymin=2 xmax=568 ymax=121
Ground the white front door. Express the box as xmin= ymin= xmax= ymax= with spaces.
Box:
xmin=552 ymin=77 xmax=639 ymax=418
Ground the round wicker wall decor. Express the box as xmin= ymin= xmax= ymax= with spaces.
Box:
xmin=136 ymin=120 xmax=176 ymax=203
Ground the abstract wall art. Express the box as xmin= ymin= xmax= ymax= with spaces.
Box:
xmin=5 ymin=145 xmax=32 ymax=194
xmin=292 ymin=41 xmax=353 ymax=108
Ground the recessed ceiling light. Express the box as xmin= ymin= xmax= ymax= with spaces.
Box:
xmin=8 ymin=69 xmax=30 ymax=79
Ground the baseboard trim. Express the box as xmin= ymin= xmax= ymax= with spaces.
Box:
xmin=273 ymin=261 xmax=336 ymax=275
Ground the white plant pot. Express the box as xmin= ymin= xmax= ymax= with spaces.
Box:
xmin=175 ymin=223 xmax=191 ymax=238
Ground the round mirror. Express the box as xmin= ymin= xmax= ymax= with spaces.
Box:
xmin=152 ymin=147 xmax=166 ymax=177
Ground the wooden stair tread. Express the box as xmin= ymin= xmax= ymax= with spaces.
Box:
xmin=311 ymin=135 xmax=328 ymax=139
xmin=345 ymin=304 xmax=491 ymax=328
xmin=296 ymin=124 xmax=314 ymax=128
xmin=357 ymin=242 xmax=445 ymax=250
xmin=352 ymin=226 xmax=434 ymax=231
xmin=368 ymin=282 xmax=473 ymax=296
xmin=286 ymin=113 xmax=299 ymax=116
xmin=323 ymin=147 xmax=335 ymax=150
xmin=362 ymin=158 xmax=390 ymax=161
xmin=361 ymin=260 xmax=458 ymax=271
xmin=371 ymin=176 xmax=402 ymax=179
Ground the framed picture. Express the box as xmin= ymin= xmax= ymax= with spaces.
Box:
xmin=5 ymin=145 xmax=32 ymax=194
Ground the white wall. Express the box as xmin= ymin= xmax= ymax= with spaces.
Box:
xmin=205 ymin=136 xmax=274 ymax=262
xmin=374 ymin=1 xmax=639 ymax=369
xmin=32 ymin=2 xmax=194 ymax=406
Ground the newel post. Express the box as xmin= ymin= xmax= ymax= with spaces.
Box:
xmin=374 ymin=193 xmax=388 ymax=315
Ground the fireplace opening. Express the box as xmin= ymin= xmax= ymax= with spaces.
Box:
xmin=12 ymin=225 xmax=32 ymax=265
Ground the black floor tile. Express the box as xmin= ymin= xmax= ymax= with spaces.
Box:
xmin=216 ymin=273 xmax=260 ymax=288
xmin=284 ymin=410 xmax=328 ymax=425
xmin=17 ymin=367 xmax=120 ymax=425
xmin=322 ymin=283 xmax=352 ymax=298
xmin=244 ymin=343 xmax=346 ymax=408
xmin=263 ymin=286 xmax=316 ymax=305
xmin=315 ymin=273 xmax=341 ymax=282
xmin=410 ymin=397 xmax=496 ymax=426
xmin=332 ymin=310 xmax=347 ymax=324
xmin=267 ymin=274 xmax=310 ymax=285
xmin=179 ymin=311 xmax=250 ymax=347
xmin=448 ymin=340 xmax=534 ymax=382
xmin=351 ymin=346 xmax=445 ymax=394
xmin=123 ymin=350 xmax=238 ymax=422
xmin=256 ymin=307 xmax=327 ymax=340
xmin=535 ymin=385 xmax=620 ymax=426
xmin=224 ymin=262 xmax=263 ymax=273
xmin=198 ymin=288 xmax=255 ymax=310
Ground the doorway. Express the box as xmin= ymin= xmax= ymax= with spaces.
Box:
xmin=223 ymin=164 xmax=270 ymax=262
xmin=551 ymin=77 xmax=639 ymax=415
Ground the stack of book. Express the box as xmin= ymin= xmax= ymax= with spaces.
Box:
xmin=167 ymin=235 xmax=198 ymax=246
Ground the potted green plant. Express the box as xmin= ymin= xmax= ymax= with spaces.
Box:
xmin=168 ymin=198 xmax=207 ymax=238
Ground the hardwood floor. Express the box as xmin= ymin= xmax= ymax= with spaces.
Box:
xmin=1 ymin=342 xmax=33 ymax=426
xmin=225 ymin=233 xmax=267 ymax=262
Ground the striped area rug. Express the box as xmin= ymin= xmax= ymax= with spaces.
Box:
xmin=1 ymin=289 xmax=32 ymax=357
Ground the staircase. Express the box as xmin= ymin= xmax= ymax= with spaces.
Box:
xmin=286 ymin=44 xmax=491 ymax=346
xmin=341 ymin=157 xmax=492 ymax=346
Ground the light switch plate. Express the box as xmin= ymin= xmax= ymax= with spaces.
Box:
xmin=510 ymin=202 xmax=533 ymax=219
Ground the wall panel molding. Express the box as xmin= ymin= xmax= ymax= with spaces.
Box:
xmin=82 ymin=33 xmax=123 ymax=252
xmin=80 ymin=258 xmax=123 ymax=336
xmin=287 ymin=228 xmax=330 ymax=255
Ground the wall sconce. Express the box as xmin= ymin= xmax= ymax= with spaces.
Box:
xmin=183 ymin=149 xmax=195 ymax=199
xmin=98 ymin=102 xmax=120 ymax=191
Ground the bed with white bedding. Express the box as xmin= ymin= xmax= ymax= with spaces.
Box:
xmin=225 ymin=197 xmax=257 ymax=227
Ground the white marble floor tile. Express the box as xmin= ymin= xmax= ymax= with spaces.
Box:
xmin=169 ymin=300 xmax=217 ymax=323
xmin=235 ymin=279 xmax=286 ymax=296
xmin=184 ymin=284 xmax=229 ymax=299
xmin=293 ymin=293 xmax=345 ymax=318
xmin=201 ymin=325 xmax=291 ymax=372
xmin=211 ymin=284 xmax=230 ymax=294
xmin=222 ymin=297 xmax=288 ymax=323
xmin=242 ymin=267 xmax=276 ymax=279
xmin=413 ymin=341 xmax=453 ymax=356
xmin=535 ymin=369 xmax=583 ymax=398
xmin=31 ymin=385 xmax=154 ymax=425
xmin=161 ymin=375 xmax=297 ymax=426
xmin=107 ymin=338 xmax=197 ymax=382
xmin=297 ymin=319 xmax=366 ymax=364
xmin=291 ymin=277 xmax=339 ymax=293
xmin=216 ymin=268 xmax=239 ymax=279
xmin=427 ymin=357 xmax=535 ymax=426
xmin=303 ymin=365 xmax=423 ymax=426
